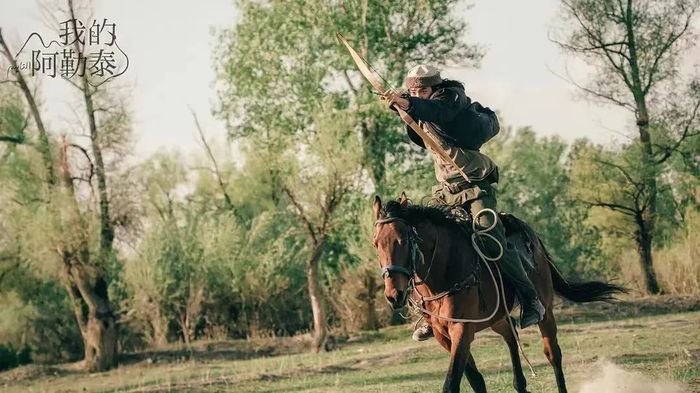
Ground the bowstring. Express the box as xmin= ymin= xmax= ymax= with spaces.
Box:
xmin=358 ymin=51 xmax=399 ymax=95
xmin=338 ymin=32 xmax=400 ymax=95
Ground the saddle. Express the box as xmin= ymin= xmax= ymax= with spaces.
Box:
xmin=450 ymin=207 xmax=537 ymax=272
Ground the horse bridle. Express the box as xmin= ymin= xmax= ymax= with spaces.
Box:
xmin=374 ymin=216 xmax=422 ymax=279
xmin=375 ymin=213 xmax=482 ymax=306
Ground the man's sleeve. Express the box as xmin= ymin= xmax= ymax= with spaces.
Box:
xmin=406 ymin=89 xmax=471 ymax=124
xmin=405 ymin=124 xmax=426 ymax=149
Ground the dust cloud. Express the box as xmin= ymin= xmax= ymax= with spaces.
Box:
xmin=578 ymin=359 xmax=687 ymax=393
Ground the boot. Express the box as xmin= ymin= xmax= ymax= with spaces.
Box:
xmin=498 ymin=243 xmax=545 ymax=329
xmin=519 ymin=294 xmax=546 ymax=329
xmin=412 ymin=323 xmax=434 ymax=341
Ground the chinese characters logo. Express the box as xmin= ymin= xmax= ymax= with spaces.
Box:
xmin=8 ymin=18 xmax=129 ymax=87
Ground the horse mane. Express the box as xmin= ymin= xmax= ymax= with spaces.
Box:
xmin=380 ymin=200 xmax=465 ymax=231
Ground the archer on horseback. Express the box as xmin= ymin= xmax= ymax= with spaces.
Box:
xmin=382 ymin=64 xmax=546 ymax=341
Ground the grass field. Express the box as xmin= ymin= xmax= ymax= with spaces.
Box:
xmin=1 ymin=298 xmax=699 ymax=393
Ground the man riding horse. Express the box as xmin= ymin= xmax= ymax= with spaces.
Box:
xmin=382 ymin=64 xmax=545 ymax=341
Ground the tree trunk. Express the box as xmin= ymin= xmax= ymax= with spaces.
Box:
xmin=63 ymin=254 xmax=118 ymax=371
xmin=179 ymin=317 xmax=191 ymax=346
xmin=75 ymin=274 xmax=117 ymax=371
xmin=360 ymin=267 xmax=379 ymax=330
xmin=57 ymin=140 xmax=119 ymax=371
xmin=626 ymin=8 xmax=661 ymax=295
xmin=66 ymin=0 xmax=115 ymax=258
xmin=3 ymin=12 xmax=120 ymax=371
xmin=147 ymin=305 xmax=168 ymax=347
xmin=635 ymin=214 xmax=661 ymax=294
xmin=630 ymin=90 xmax=661 ymax=294
xmin=360 ymin=121 xmax=385 ymax=192
xmin=181 ymin=286 xmax=204 ymax=344
xmin=82 ymin=305 xmax=118 ymax=371
xmin=306 ymin=239 xmax=327 ymax=353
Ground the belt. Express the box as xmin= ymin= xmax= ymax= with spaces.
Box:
xmin=442 ymin=180 xmax=492 ymax=195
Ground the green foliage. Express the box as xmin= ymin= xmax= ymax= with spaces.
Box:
xmin=0 ymin=267 xmax=82 ymax=363
xmin=126 ymin=211 xmax=229 ymax=342
xmin=0 ymin=95 xmax=86 ymax=363
xmin=0 ymin=88 xmax=27 ymax=146
xmin=0 ymin=344 xmax=30 ymax=371
xmin=124 ymin=152 xmax=311 ymax=342
xmin=566 ymin=140 xmax=676 ymax=254
xmin=215 ymin=0 xmax=481 ymax=190
xmin=481 ymin=128 xmax=601 ymax=277
xmin=0 ymin=292 xmax=35 ymax=349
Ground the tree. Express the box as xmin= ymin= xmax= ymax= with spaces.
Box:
xmin=216 ymin=0 xmax=482 ymax=193
xmin=0 ymin=0 xmax=133 ymax=370
xmin=123 ymin=149 xmax=311 ymax=344
xmin=216 ymin=0 xmax=484 ymax=351
xmin=554 ymin=0 xmax=700 ymax=293
xmin=281 ymin=100 xmax=362 ymax=351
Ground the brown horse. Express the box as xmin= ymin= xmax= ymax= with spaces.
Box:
xmin=372 ymin=194 xmax=625 ymax=393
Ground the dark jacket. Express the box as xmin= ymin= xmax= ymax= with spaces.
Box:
xmin=400 ymin=80 xmax=500 ymax=185
xmin=404 ymin=80 xmax=492 ymax=151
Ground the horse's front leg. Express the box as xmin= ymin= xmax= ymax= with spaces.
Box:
xmin=442 ymin=322 xmax=475 ymax=393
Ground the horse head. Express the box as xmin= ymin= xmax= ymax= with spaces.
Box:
xmin=372 ymin=193 xmax=420 ymax=310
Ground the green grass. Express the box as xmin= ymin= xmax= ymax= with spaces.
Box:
xmin=2 ymin=311 xmax=699 ymax=392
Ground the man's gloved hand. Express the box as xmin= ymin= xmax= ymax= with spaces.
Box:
xmin=381 ymin=89 xmax=410 ymax=111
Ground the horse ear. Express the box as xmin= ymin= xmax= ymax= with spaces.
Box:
xmin=372 ymin=195 xmax=382 ymax=219
xmin=399 ymin=192 xmax=410 ymax=207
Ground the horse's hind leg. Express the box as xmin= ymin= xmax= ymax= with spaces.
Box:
xmin=464 ymin=353 xmax=487 ymax=393
xmin=491 ymin=319 xmax=529 ymax=393
xmin=539 ymin=309 xmax=567 ymax=393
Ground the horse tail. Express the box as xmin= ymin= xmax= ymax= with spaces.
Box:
xmin=539 ymin=238 xmax=627 ymax=303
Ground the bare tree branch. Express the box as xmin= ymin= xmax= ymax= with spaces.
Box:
xmin=591 ymin=157 xmax=644 ymax=191
xmin=556 ymin=2 xmax=634 ymax=90
xmin=655 ymin=94 xmax=700 ymax=164
xmin=580 ymin=199 xmax=637 ymax=216
xmin=191 ymin=109 xmax=234 ymax=211
xmin=0 ymin=135 xmax=24 ymax=144
xmin=68 ymin=142 xmax=94 ymax=183
xmin=342 ymin=70 xmax=357 ymax=97
xmin=283 ymin=186 xmax=317 ymax=243
xmin=548 ymin=64 xmax=636 ymax=111
xmin=643 ymin=9 xmax=696 ymax=95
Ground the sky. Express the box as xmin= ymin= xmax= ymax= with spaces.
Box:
xmin=0 ymin=0 xmax=697 ymax=160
